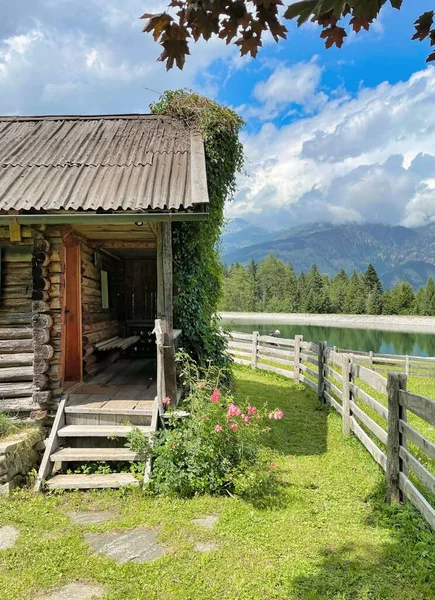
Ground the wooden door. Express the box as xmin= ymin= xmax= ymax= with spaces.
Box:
xmin=63 ymin=242 xmax=82 ymax=382
xmin=125 ymin=259 xmax=157 ymax=323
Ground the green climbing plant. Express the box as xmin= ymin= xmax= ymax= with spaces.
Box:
xmin=151 ymin=90 xmax=244 ymax=370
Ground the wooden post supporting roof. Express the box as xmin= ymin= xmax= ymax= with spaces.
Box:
xmin=156 ymin=222 xmax=177 ymax=406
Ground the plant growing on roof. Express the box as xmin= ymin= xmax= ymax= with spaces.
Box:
xmin=151 ymin=90 xmax=244 ymax=371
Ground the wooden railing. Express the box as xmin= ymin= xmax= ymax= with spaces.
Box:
xmin=333 ymin=348 xmax=435 ymax=378
xmin=228 ymin=331 xmax=435 ymax=531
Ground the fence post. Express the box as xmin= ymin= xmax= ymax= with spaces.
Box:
xmin=369 ymin=351 xmax=374 ymax=370
xmin=386 ymin=372 xmax=407 ymax=504
xmin=399 ymin=374 xmax=408 ymax=478
xmin=294 ymin=335 xmax=302 ymax=383
xmin=251 ymin=331 xmax=259 ymax=370
xmin=405 ymin=355 xmax=410 ymax=376
xmin=342 ymin=354 xmax=351 ymax=436
xmin=317 ymin=341 xmax=326 ymax=404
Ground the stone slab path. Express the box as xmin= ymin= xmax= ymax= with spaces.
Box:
xmin=85 ymin=528 xmax=166 ymax=564
xmin=67 ymin=511 xmax=117 ymax=526
xmin=0 ymin=525 xmax=19 ymax=550
xmin=194 ymin=541 xmax=220 ymax=553
xmin=39 ymin=582 xmax=105 ymax=600
xmin=192 ymin=515 xmax=219 ymax=530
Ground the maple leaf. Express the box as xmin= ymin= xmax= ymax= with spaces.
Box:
xmin=159 ymin=36 xmax=190 ymax=70
xmin=315 ymin=10 xmax=337 ymax=28
xmin=219 ymin=18 xmax=240 ymax=44
xmin=284 ymin=1 xmax=317 ymax=26
xmin=350 ymin=15 xmax=371 ymax=34
xmin=188 ymin=8 xmax=220 ymax=41
xmin=235 ymin=32 xmax=262 ymax=57
xmin=141 ymin=12 xmax=173 ymax=41
xmin=320 ymin=25 xmax=347 ymax=49
xmin=413 ymin=11 xmax=435 ymax=42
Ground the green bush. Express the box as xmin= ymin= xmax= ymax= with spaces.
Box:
xmin=145 ymin=353 xmax=282 ymax=498
xmin=0 ymin=414 xmax=20 ymax=439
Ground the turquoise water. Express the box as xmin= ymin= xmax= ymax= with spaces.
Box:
xmin=221 ymin=320 xmax=435 ymax=357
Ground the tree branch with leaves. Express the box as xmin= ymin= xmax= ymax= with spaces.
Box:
xmin=141 ymin=1 xmax=435 ymax=70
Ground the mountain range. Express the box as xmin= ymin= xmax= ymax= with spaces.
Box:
xmin=221 ymin=220 xmax=435 ymax=289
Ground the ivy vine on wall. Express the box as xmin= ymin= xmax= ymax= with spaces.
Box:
xmin=151 ymin=90 xmax=244 ymax=368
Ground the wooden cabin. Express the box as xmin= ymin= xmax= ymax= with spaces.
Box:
xmin=0 ymin=114 xmax=209 ymax=490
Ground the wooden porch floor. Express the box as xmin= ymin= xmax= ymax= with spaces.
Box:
xmin=68 ymin=359 xmax=157 ymax=411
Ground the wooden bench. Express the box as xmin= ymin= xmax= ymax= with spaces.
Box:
xmin=94 ymin=336 xmax=140 ymax=352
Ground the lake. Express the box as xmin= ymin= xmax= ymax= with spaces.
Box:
xmin=220 ymin=319 xmax=435 ymax=357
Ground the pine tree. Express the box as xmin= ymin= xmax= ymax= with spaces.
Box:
xmin=389 ymin=281 xmax=416 ymax=315
xmin=423 ymin=277 xmax=435 ymax=316
xmin=330 ymin=269 xmax=348 ymax=313
xmin=362 ymin=264 xmax=383 ymax=314
xmin=414 ymin=286 xmax=426 ymax=315
xmin=220 ymin=263 xmax=256 ymax=312
xmin=344 ymin=271 xmax=365 ymax=314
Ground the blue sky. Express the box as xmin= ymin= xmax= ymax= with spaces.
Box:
xmin=1 ymin=1 xmax=435 ymax=230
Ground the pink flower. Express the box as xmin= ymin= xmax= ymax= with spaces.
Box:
xmin=215 ymin=424 xmax=223 ymax=432
xmin=270 ymin=462 xmax=276 ymax=468
xmin=162 ymin=397 xmax=171 ymax=406
xmin=203 ymin=415 xmax=210 ymax=421
xmin=210 ymin=388 xmax=220 ymax=403
xmin=228 ymin=422 xmax=238 ymax=432
xmin=242 ymin=414 xmax=250 ymax=424
xmin=247 ymin=405 xmax=257 ymax=416
xmin=199 ymin=381 xmax=206 ymax=389
xmin=226 ymin=403 xmax=241 ymax=419
xmin=269 ymin=409 xmax=284 ymax=420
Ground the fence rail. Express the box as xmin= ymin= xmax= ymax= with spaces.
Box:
xmin=227 ymin=331 xmax=435 ymax=532
xmin=334 ymin=347 xmax=435 ymax=377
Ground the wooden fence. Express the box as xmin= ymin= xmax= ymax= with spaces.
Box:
xmin=228 ymin=331 xmax=435 ymax=531
xmin=333 ymin=348 xmax=435 ymax=378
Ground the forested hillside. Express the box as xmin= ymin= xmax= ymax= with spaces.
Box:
xmin=222 ymin=221 xmax=435 ymax=289
xmin=221 ymin=254 xmax=435 ymax=316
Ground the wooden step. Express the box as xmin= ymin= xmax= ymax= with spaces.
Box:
xmin=46 ymin=473 xmax=140 ymax=490
xmin=65 ymin=406 xmax=153 ymax=416
xmin=58 ymin=425 xmax=151 ymax=438
xmin=50 ymin=448 xmax=139 ymax=462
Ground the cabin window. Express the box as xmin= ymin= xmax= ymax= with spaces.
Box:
xmin=101 ymin=270 xmax=109 ymax=309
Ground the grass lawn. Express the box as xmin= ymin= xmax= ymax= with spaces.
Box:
xmin=1 ymin=366 xmax=435 ymax=600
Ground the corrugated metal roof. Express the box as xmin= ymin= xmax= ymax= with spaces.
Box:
xmin=0 ymin=114 xmax=209 ymax=212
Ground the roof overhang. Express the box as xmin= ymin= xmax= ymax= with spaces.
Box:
xmin=0 ymin=211 xmax=209 ymax=225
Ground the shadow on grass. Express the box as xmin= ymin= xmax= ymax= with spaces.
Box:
xmin=234 ymin=370 xmax=329 ymax=457
xmin=291 ymin=481 xmax=435 ymax=600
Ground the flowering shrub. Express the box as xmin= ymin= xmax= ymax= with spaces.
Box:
xmin=147 ymin=352 xmax=284 ymax=498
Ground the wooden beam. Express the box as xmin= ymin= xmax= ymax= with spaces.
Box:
xmin=9 ymin=219 xmax=22 ymax=242
xmin=92 ymin=240 xmax=156 ymax=250
xmin=161 ymin=222 xmax=177 ymax=405
xmin=156 ymin=223 xmax=164 ymax=320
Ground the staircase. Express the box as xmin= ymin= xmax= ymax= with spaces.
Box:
xmin=35 ymin=396 xmax=159 ymax=491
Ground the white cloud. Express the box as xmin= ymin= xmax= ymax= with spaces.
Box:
xmin=0 ymin=0 xmax=239 ymax=115
xmin=231 ymin=66 xmax=435 ymax=230
xmin=251 ymin=58 xmax=326 ymax=118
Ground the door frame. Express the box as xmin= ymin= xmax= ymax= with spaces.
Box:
xmin=61 ymin=238 xmax=83 ymax=384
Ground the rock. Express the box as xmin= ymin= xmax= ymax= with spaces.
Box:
xmin=67 ymin=511 xmax=116 ymax=526
xmin=0 ymin=525 xmax=19 ymax=550
xmin=194 ymin=541 xmax=220 ymax=553
xmin=39 ymin=582 xmax=105 ymax=600
xmin=85 ymin=528 xmax=166 ymax=564
xmin=192 ymin=515 xmax=219 ymax=530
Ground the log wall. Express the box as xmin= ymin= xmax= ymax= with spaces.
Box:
xmin=81 ymin=239 xmax=123 ymax=379
xmin=0 ymin=227 xmax=34 ymax=414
